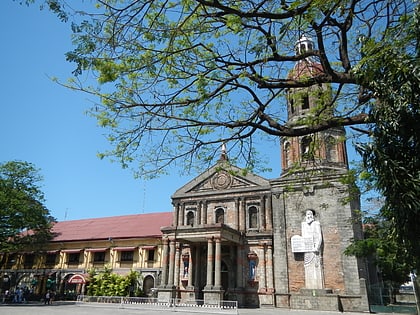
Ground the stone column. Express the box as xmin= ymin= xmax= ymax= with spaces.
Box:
xmin=178 ymin=203 xmax=185 ymax=226
xmin=239 ymin=198 xmax=246 ymax=231
xmin=205 ymin=237 xmax=214 ymax=288
xmin=174 ymin=242 xmax=181 ymax=288
xmin=197 ymin=202 xmax=202 ymax=225
xmin=158 ymin=238 xmax=177 ymax=302
xmin=188 ymin=249 xmax=193 ymax=287
xmin=236 ymin=245 xmax=244 ymax=288
xmin=265 ymin=195 xmax=273 ymax=230
xmin=214 ymin=237 xmax=222 ymax=289
xmin=260 ymin=195 xmax=266 ymax=231
xmin=260 ymin=243 xmax=267 ymax=290
xmin=266 ymin=243 xmax=274 ymax=292
xmin=202 ymin=200 xmax=207 ymax=225
xmin=271 ymin=191 xmax=289 ymax=307
xmin=168 ymin=239 xmax=176 ymax=286
xmin=173 ymin=203 xmax=179 ymax=226
xmin=194 ymin=245 xmax=200 ymax=287
xmin=235 ymin=198 xmax=240 ymax=229
xmin=161 ymin=238 xmax=169 ymax=286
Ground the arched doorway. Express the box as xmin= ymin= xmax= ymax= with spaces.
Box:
xmin=143 ymin=275 xmax=155 ymax=297
xmin=64 ymin=273 xmax=88 ymax=299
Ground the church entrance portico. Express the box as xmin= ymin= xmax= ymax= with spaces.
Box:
xmin=158 ymin=155 xmax=275 ymax=308
xmin=158 ymin=223 xmax=243 ymax=304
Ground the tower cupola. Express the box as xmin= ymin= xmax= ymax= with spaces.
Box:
xmin=295 ymin=35 xmax=314 ymax=56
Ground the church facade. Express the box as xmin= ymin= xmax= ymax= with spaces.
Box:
xmin=157 ymin=36 xmax=370 ymax=312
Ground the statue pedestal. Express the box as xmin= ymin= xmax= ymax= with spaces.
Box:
xmin=180 ymin=285 xmax=199 ymax=302
xmin=203 ymin=287 xmax=224 ymax=305
xmin=157 ymin=285 xmax=176 ymax=303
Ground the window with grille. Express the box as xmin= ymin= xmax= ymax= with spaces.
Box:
xmin=68 ymin=253 xmax=80 ymax=264
xmin=24 ymin=254 xmax=34 ymax=268
xmin=121 ymin=251 xmax=134 ymax=262
xmin=93 ymin=251 xmax=105 ymax=262
xmin=45 ymin=253 xmax=57 ymax=265
xmin=147 ymin=249 xmax=155 ymax=261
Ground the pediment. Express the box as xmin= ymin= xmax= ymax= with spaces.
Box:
xmin=172 ymin=162 xmax=270 ymax=198
xmin=190 ymin=171 xmax=257 ymax=192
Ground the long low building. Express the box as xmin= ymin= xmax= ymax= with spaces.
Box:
xmin=0 ymin=212 xmax=172 ymax=299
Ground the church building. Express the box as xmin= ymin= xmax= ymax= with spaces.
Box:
xmin=157 ymin=36 xmax=370 ymax=312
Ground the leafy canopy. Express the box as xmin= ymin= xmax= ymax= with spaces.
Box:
xmin=345 ymin=214 xmax=414 ymax=287
xmin=33 ymin=0 xmax=414 ymax=177
xmin=354 ymin=4 xmax=420 ymax=266
xmin=0 ymin=161 xmax=55 ymax=254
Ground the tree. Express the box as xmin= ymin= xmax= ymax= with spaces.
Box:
xmin=26 ymin=0 xmax=419 ymax=280
xmin=354 ymin=10 xmax=420 ymax=308
xmin=25 ymin=0 xmax=411 ymax=176
xmin=345 ymin=214 xmax=414 ymax=303
xmin=0 ymin=161 xmax=55 ymax=265
xmin=354 ymin=4 xmax=420 ymax=269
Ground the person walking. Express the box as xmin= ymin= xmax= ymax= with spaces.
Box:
xmin=44 ymin=291 xmax=51 ymax=305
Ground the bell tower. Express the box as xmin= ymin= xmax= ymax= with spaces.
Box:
xmin=270 ymin=35 xmax=369 ymax=312
xmin=281 ymin=36 xmax=348 ymax=174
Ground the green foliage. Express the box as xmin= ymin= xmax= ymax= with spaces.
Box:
xmin=354 ymin=4 xmax=420 ymax=269
xmin=87 ymin=267 xmax=142 ymax=297
xmin=345 ymin=215 xmax=412 ymax=287
xmin=31 ymin=0 xmax=413 ymax=177
xmin=0 ymin=161 xmax=55 ymax=256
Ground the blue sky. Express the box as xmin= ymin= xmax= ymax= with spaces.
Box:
xmin=0 ymin=2 xmax=282 ymax=221
xmin=1 ymin=2 xmax=367 ymax=222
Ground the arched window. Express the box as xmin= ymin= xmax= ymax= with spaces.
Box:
xmin=248 ymin=206 xmax=258 ymax=229
xmin=308 ymin=42 xmax=313 ymax=51
xmin=326 ymin=136 xmax=337 ymax=162
xmin=186 ymin=211 xmax=195 ymax=226
xmin=215 ymin=208 xmax=224 ymax=224
xmin=301 ymin=136 xmax=313 ymax=160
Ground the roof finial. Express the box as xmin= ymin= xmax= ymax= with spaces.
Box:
xmin=219 ymin=142 xmax=228 ymax=161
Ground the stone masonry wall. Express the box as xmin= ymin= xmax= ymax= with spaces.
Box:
xmin=272 ymin=174 xmax=364 ymax=297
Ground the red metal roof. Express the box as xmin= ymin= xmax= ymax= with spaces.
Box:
xmin=288 ymin=60 xmax=324 ymax=80
xmin=51 ymin=212 xmax=172 ymax=242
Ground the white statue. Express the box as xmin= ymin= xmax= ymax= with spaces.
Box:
xmin=301 ymin=209 xmax=324 ymax=289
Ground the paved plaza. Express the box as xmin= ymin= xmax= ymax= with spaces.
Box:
xmin=0 ymin=301 xmax=394 ymax=315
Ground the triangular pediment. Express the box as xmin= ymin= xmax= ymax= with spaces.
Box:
xmin=172 ymin=162 xmax=270 ymax=198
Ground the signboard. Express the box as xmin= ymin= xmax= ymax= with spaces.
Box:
xmin=68 ymin=274 xmax=87 ymax=284
xmin=291 ymin=235 xmax=314 ymax=253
